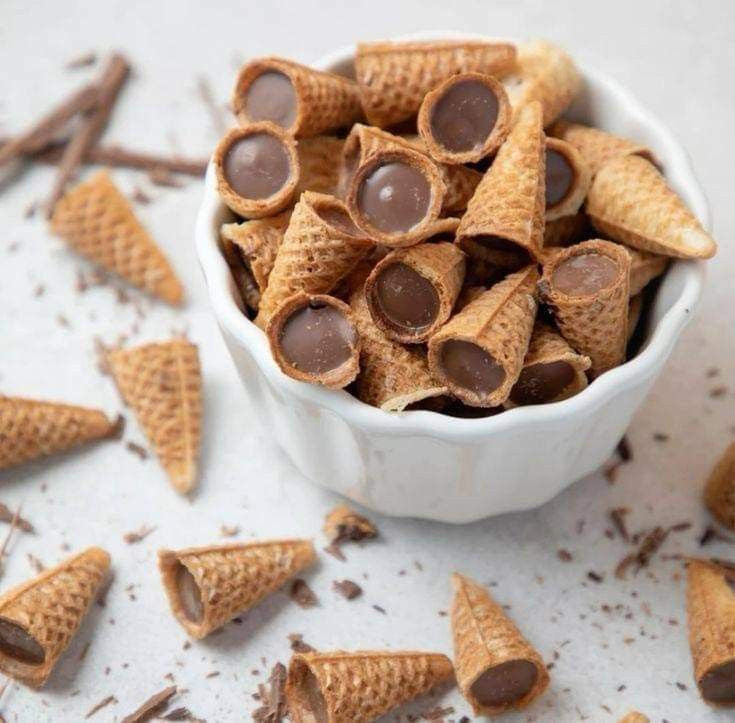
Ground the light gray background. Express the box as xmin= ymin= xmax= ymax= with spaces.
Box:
xmin=1 ymin=1 xmax=734 ymax=720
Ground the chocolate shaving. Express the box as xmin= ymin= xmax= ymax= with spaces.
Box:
xmin=333 ymin=579 xmax=362 ymax=600
xmin=653 ymin=432 xmax=669 ymax=442
xmin=66 ymin=52 xmax=97 ymax=70
xmin=699 ymin=525 xmax=735 ymax=546
xmin=422 ymin=706 xmax=454 ymax=720
xmin=609 ymin=507 xmax=631 ymax=542
xmin=252 ymin=662 xmax=287 ymax=722
xmin=557 ymin=549 xmax=573 ymax=562
xmin=27 ymin=553 xmax=45 ymax=573
xmin=131 ymin=187 xmax=151 ymax=205
xmin=0 ymin=503 xmax=34 ymax=533
xmin=290 ymin=579 xmax=318 ymax=608
xmin=287 ymin=633 xmax=315 ymax=653
xmin=85 ymin=694 xmax=117 ymax=718
xmin=372 ymin=604 xmax=387 ymax=614
xmin=709 ymin=385 xmax=728 ymax=399
xmin=324 ymin=504 xmax=377 ymax=544
xmin=125 ymin=441 xmax=149 ymax=460
xmin=615 ymin=526 xmax=669 ymax=579
xmin=121 ymin=685 xmax=176 ymax=723
xmin=587 ymin=571 xmax=604 ymax=583
xmin=161 ymin=708 xmax=206 ymax=722
xmin=323 ymin=542 xmax=346 ymax=561
xmin=123 ymin=525 xmax=156 ymax=544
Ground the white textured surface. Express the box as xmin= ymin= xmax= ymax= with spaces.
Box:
xmin=0 ymin=1 xmax=733 ymax=721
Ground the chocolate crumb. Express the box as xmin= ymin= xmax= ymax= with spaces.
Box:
xmin=56 ymin=314 xmax=70 ymax=328
xmin=24 ymin=201 xmax=38 ymax=219
xmin=205 ymin=671 xmax=219 ymax=679
xmin=290 ymin=579 xmax=318 ymax=608
xmin=587 ymin=571 xmax=604 ymax=583
xmin=616 ymin=435 xmax=632 ymax=462
xmin=131 ymin=187 xmax=152 ymax=205
xmin=123 ymin=525 xmax=156 ymax=544
xmin=709 ymin=385 xmax=728 ymax=398
xmin=161 ymin=708 xmax=205 ymax=722
xmin=120 ymin=685 xmax=176 ymax=723
xmin=676 ymin=681 xmax=687 ymax=690
xmin=0 ymin=503 xmax=34 ymax=533
xmin=653 ymin=432 xmax=669 ymax=442
xmin=182 ymin=641 xmax=191 ymax=650
xmin=699 ymin=525 xmax=735 ymax=546
xmin=78 ymin=641 xmax=91 ymax=662
xmin=669 ymin=521 xmax=692 ymax=533
xmin=372 ymin=604 xmax=386 ymax=614
xmin=333 ymin=579 xmax=362 ymax=600
xmin=27 ymin=553 xmax=45 ymax=573
xmin=609 ymin=507 xmax=631 ymax=542
xmin=252 ymin=662 xmax=287 ymax=722
xmin=85 ymin=695 xmax=117 ymax=718
xmin=323 ymin=542 xmax=346 ymax=561
xmin=287 ymin=633 xmax=315 ymax=654
xmin=615 ymin=526 xmax=669 ymax=579
xmin=421 ymin=705 xmax=454 ymax=720
xmin=125 ymin=441 xmax=149 ymax=460
xmin=33 ymin=283 xmax=45 ymax=297
xmin=706 ymin=366 xmax=720 ymax=378
xmin=557 ymin=549 xmax=573 ymax=562
xmin=66 ymin=51 xmax=97 ymax=69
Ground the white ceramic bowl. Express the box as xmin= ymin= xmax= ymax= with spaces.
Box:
xmin=196 ymin=33 xmax=709 ymax=523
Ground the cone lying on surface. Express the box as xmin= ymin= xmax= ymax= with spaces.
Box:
xmin=618 ymin=713 xmax=650 ymax=723
xmin=704 ymin=442 xmax=735 ymax=531
xmin=50 ymin=170 xmax=183 ymax=305
xmin=158 ymin=539 xmax=315 ymax=639
xmin=451 ymin=573 xmax=549 ymax=715
xmin=0 ymin=396 xmax=120 ymax=471
xmin=286 ymin=649 xmax=454 ymax=723
xmin=543 ymin=212 xmax=591 ymax=248
xmin=355 ymin=40 xmax=516 ymax=127
xmin=456 ymin=101 xmax=546 ymax=271
xmin=586 ymin=155 xmax=717 ymax=259
xmin=0 ymin=547 xmax=110 ymax=687
xmin=687 ymin=558 xmax=735 ymax=705
xmin=627 ymin=247 xmax=668 ymax=297
xmin=296 ymin=136 xmax=345 ymax=198
xmin=107 ymin=339 xmax=202 ymax=495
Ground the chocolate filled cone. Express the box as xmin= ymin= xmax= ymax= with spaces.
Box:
xmin=538 ymin=240 xmax=631 ymax=375
xmin=456 ymin=101 xmax=546 ymax=271
xmin=503 ymin=40 xmax=581 ymax=127
xmin=255 ymin=192 xmax=373 ymax=328
xmin=50 ymin=170 xmax=183 ymax=305
xmin=586 ymin=155 xmax=717 ymax=259
xmin=428 ymin=266 xmax=538 ymax=407
xmin=627 ymin=294 xmax=643 ymax=343
xmin=704 ymin=442 xmax=735 ymax=530
xmin=365 ymin=242 xmax=466 ymax=343
xmin=286 ymin=649 xmax=454 ymax=723
xmin=159 ymin=539 xmax=315 ymax=639
xmin=0 ymin=396 xmax=119 ymax=471
xmin=618 ymin=713 xmax=650 ymax=723
xmin=627 ymin=247 xmax=668 ymax=297
xmin=232 ymin=57 xmax=363 ymax=137
xmin=0 ymin=547 xmax=110 ymax=687
xmin=296 ymin=136 xmax=345 ymax=198
xmin=687 ymin=558 xmax=735 ymax=705
xmin=107 ymin=339 xmax=202 ymax=495
xmin=451 ymin=573 xmax=549 ymax=715
xmin=543 ymin=212 xmax=591 ymax=248
xmin=355 ymin=40 xmax=516 ymax=128
xmin=545 ymin=137 xmax=591 ymax=221
xmin=214 ymin=123 xmax=300 ymax=219
xmin=550 ymin=119 xmax=659 ymax=176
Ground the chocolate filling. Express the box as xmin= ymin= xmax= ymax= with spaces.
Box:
xmin=472 ymin=236 xmax=531 ymax=271
xmin=430 ymin=79 xmax=499 ymax=153
xmin=243 ymin=71 xmax=297 ymax=129
xmin=700 ymin=660 xmax=735 ymax=703
xmin=510 ymin=360 xmax=576 ymax=406
xmin=373 ymin=262 xmax=440 ymax=333
xmin=175 ymin=562 xmax=204 ymax=623
xmin=223 ymin=133 xmax=291 ymax=200
xmin=357 ymin=162 xmax=431 ymax=233
xmin=470 ymin=659 xmax=538 ymax=707
xmin=551 ymin=253 xmax=619 ymax=297
xmin=316 ymin=205 xmax=361 ymax=236
xmin=0 ymin=617 xmax=45 ymax=665
xmin=545 ymin=148 xmax=574 ymax=207
xmin=440 ymin=340 xmax=505 ymax=395
xmin=280 ymin=302 xmax=355 ymax=375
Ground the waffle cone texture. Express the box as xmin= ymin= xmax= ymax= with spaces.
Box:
xmin=627 ymin=248 xmax=668 ymax=297
xmin=704 ymin=442 xmax=735 ymax=530
xmin=159 ymin=539 xmax=315 ymax=639
xmin=286 ymin=649 xmax=454 ymax=723
xmin=297 ymin=136 xmax=345 ymax=198
xmin=107 ymin=339 xmax=202 ymax=494
xmin=0 ymin=547 xmax=110 ymax=687
xmin=618 ymin=714 xmax=650 ymax=723
xmin=50 ymin=170 xmax=183 ymax=305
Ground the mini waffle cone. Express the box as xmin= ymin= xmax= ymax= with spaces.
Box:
xmin=255 ymin=192 xmax=374 ymax=328
xmin=627 ymin=247 xmax=668 ymax=297
xmin=586 ymin=155 xmax=716 ymax=259
xmin=350 ymin=274 xmax=447 ymax=411
xmin=550 ymin=119 xmax=659 ymax=176
xmin=628 ymin=294 xmax=643 ymax=342
xmin=0 ymin=396 xmax=119 ymax=471
xmin=0 ymin=547 xmax=110 ymax=687
xmin=543 ymin=212 xmax=591 ymax=248
xmin=618 ymin=713 xmax=650 ymax=723
xmin=539 ymin=240 xmax=631 ymax=375
xmin=704 ymin=442 xmax=735 ymax=530
xmin=213 ymin=123 xmax=300 ymax=219
xmin=365 ymin=242 xmax=466 ymax=343
xmin=451 ymin=573 xmax=549 ymax=715
xmin=687 ymin=558 xmax=735 ymax=704
xmin=355 ymin=40 xmax=516 ymax=128
xmin=457 ymin=101 xmax=546 ymax=270
xmin=286 ymin=649 xmax=454 ymax=723
xmin=503 ymin=40 xmax=581 ymax=127
xmin=158 ymin=539 xmax=315 ymax=639
xmin=417 ymin=72 xmax=512 ymax=164
xmin=428 ymin=266 xmax=538 ymax=407
xmin=107 ymin=339 xmax=202 ymax=495
xmin=232 ymin=57 xmax=363 ymax=137
xmin=218 ymin=231 xmax=261 ymax=311
xmin=50 ymin=170 xmax=183 ymax=305
xmin=545 ymin=137 xmax=591 ymax=221
xmin=296 ymin=136 xmax=345 ymax=198
xmin=267 ymin=293 xmax=360 ymax=389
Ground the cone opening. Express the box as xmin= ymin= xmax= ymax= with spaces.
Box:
xmin=551 ymin=252 xmax=620 ymax=297
xmin=241 ymin=69 xmax=298 ymax=130
xmin=545 ymin=146 xmax=575 ymax=209
xmin=470 ymin=659 xmax=538 ymax=708
xmin=469 ymin=236 xmax=532 ymax=272
xmin=222 ymin=132 xmax=293 ymax=201
xmin=174 ymin=562 xmax=204 ymax=624
xmin=700 ymin=659 xmax=735 ymax=704
xmin=313 ymin=202 xmax=363 ymax=237
xmin=509 ymin=360 xmax=576 ymax=406
xmin=439 ymin=340 xmax=505 ymax=396
xmin=0 ymin=617 xmax=45 ymax=666
xmin=289 ymin=658 xmax=330 ymax=723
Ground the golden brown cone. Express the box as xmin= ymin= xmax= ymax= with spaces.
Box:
xmin=586 ymin=155 xmax=716 ymax=259
xmin=618 ymin=713 xmax=650 ymax=723
xmin=286 ymin=649 xmax=454 ymax=723
xmin=627 ymin=247 xmax=668 ymax=297
xmin=107 ymin=339 xmax=202 ymax=495
xmin=428 ymin=266 xmax=538 ymax=407
xmin=158 ymin=539 xmax=315 ymax=639
xmin=255 ymin=193 xmax=373 ymax=329
xmin=0 ymin=547 xmax=110 ymax=687
xmin=451 ymin=573 xmax=549 ymax=715
xmin=503 ymin=40 xmax=581 ymax=126
xmin=365 ymin=242 xmax=466 ymax=343
xmin=456 ymin=101 xmax=546 ymax=270
xmin=0 ymin=396 xmax=119 ymax=471
xmin=355 ymin=40 xmax=516 ymax=127
xmin=543 ymin=212 xmax=591 ymax=248
xmin=49 ymin=170 xmax=183 ymax=305
xmin=232 ymin=57 xmax=363 ymax=137
xmin=550 ymin=119 xmax=659 ymax=176
xmin=545 ymin=137 xmax=591 ymax=221
xmin=296 ymin=136 xmax=345 ymax=198
xmin=704 ymin=442 xmax=735 ymax=530
xmin=687 ymin=558 xmax=735 ymax=705
xmin=538 ymin=240 xmax=631 ymax=375
xmin=213 ymin=123 xmax=300 ymax=219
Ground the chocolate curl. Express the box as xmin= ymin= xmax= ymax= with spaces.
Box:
xmin=232 ymin=57 xmax=363 ymax=137
xmin=704 ymin=442 xmax=735 ymax=530
xmin=286 ymin=649 xmax=454 ymax=723
xmin=214 ymin=122 xmax=300 ymax=219
xmin=417 ymin=72 xmax=512 ymax=164
xmin=355 ymin=40 xmax=516 ymax=128
xmin=296 ymin=136 xmax=345 ymax=197
xmin=627 ymin=247 xmax=668 ymax=297
xmin=586 ymin=154 xmax=716 ymax=259
xmin=543 ymin=212 xmax=591 ymax=248
xmin=159 ymin=539 xmax=315 ymax=639
xmin=544 ymin=137 xmax=591 ymax=221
